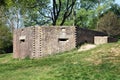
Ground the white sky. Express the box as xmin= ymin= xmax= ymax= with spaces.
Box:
xmin=115 ymin=0 xmax=120 ymax=5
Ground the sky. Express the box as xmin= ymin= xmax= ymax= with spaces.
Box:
xmin=115 ymin=0 xmax=120 ymax=5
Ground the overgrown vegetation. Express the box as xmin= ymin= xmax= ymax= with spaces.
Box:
xmin=0 ymin=23 xmax=12 ymax=54
xmin=97 ymin=11 xmax=120 ymax=37
xmin=0 ymin=42 xmax=120 ymax=80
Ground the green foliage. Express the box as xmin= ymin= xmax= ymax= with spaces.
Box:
xmin=0 ymin=0 xmax=50 ymax=28
xmin=109 ymin=4 xmax=120 ymax=16
xmin=0 ymin=42 xmax=120 ymax=80
xmin=97 ymin=11 xmax=120 ymax=36
xmin=0 ymin=23 xmax=12 ymax=53
xmin=75 ymin=0 xmax=115 ymax=29
xmin=21 ymin=0 xmax=50 ymax=26
xmin=1 ymin=0 xmax=119 ymax=28
xmin=75 ymin=8 xmax=97 ymax=29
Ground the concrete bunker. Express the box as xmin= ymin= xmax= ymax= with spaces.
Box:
xmin=13 ymin=26 xmax=117 ymax=59
xmin=13 ymin=26 xmax=76 ymax=59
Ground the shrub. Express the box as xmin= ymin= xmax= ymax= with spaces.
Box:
xmin=0 ymin=23 xmax=12 ymax=54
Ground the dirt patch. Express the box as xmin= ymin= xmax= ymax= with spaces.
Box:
xmin=78 ymin=44 xmax=96 ymax=52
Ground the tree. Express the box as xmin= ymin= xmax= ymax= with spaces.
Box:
xmin=75 ymin=0 xmax=115 ymax=29
xmin=0 ymin=22 xmax=12 ymax=53
xmin=0 ymin=0 xmax=50 ymax=29
xmin=0 ymin=0 xmax=76 ymax=27
xmin=20 ymin=0 xmax=50 ymax=26
xmin=109 ymin=4 xmax=120 ymax=16
xmin=75 ymin=8 xmax=96 ymax=28
xmin=0 ymin=0 xmax=19 ymax=32
xmin=97 ymin=11 xmax=120 ymax=37
xmin=50 ymin=0 xmax=76 ymax=26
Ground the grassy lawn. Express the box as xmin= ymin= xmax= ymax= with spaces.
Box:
xmin=0 ymin=42 xmax=120 ymax=80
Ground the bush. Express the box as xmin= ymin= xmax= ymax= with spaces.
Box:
xmin=97 ymin=11 xmax=120 ymax=37
xmin=0 ymin=23 xmax=12 ymax=54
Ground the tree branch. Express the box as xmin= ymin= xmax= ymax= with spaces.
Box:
xmin=60 ymin=0 xmax=76 ymax=25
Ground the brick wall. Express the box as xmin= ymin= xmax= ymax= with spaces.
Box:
xmin=41 ymin=26 xmax=76 ymax=56
xmin=13 ymin=26 xmax=118 ymax=59
xmin=13 ymin=26 xmax=76 ymax=59
xmin=13 ymin=27 xmax=34 ymax=59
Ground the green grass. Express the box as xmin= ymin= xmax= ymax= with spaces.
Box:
xmin=0 ymin=42 xmax=120 ymax=80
